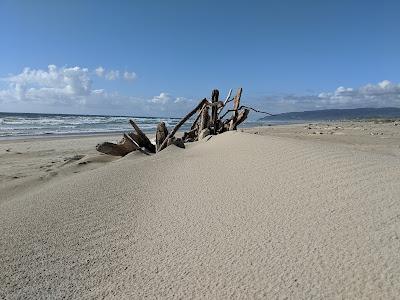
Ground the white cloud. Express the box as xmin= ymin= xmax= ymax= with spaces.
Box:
xmin=0 ymin=65 xmax=191 ymax=116
xmin=150 ymin=92 xmax=171 ymax=104
xmin=0 ymin=65 xmax=118 ymax=108
xmin=95 ymin=66 xmax=105 ymax=77
xmin=105 ymin=70 xmax=120 ymax=80
xmin=123 ymin=71 xmax=137 ymax=81
xmin=316 ymin=80 xmax=400 ymax=107
xmin=379 ymin=80 xmax=391 ymax=89
xmin=256 ymin=80 xmax=400 ymax=113
xmin=5 ymin=66 xmax=397 ymax=117
xmin=149 ymin=93 xmax=194 ymax=105
xmin=95 ymin=67 xmax=137 ymax=82
xmin=174 ymin=96 xmax=191 ymax=103
xmin=1 ymin=65 xmax=92 ymax=105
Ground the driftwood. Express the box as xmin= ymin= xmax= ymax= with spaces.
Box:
xmin=182 ymin=128 xmax=197 ymax=141
xmin=156 ymin=122 xmax=168 ymax=152
xmin=124 ymin=133 xmax=151 ymax=155
xmin=229 ymin=88 xmax=242 ymax=131
xmin=220 ymin=89 xmax=233 ymax=112
xmin=96 ymin=139 xmax=133 ymax=156
xmin=211 ymin=89 xmax=219 ymax=134
xmin=129 ymin=120 xmax=156 ymax=153
xmin=96 ymin=132 xmax=148 ymax=156
xmin=199 ymin=104 xmax=210 ymax=133
xmin=166 ymin=137 xmax=185 ymax=148
xmin=232 ymin=108 xmax=250 ymax=130
xmin=158 ymin=98 xmax=208 ymax=151
xmin=97 ymin=88 xmax=273 ymax=156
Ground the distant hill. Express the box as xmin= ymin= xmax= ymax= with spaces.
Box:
xmin=259 ymin=107 xmax=400 ymax=121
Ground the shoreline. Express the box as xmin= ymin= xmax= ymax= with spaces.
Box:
xmin=1 ymin=118 xmax=398 ymax=142
xmin=0 ymin=131 xmax=125 ymax=143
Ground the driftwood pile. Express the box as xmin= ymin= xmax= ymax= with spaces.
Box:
xmin=96 ymin=88 xmax=262 ymax=156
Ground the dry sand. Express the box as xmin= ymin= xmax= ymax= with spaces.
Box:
xmin=0 ymin=134 xmax=121 ymax=203
xmin=1 ymin=121 xmax=400 ymax=298
xmin=244 ymin=119 xmax=400 ymax=157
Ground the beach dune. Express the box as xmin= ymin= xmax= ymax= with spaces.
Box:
xmin=1 ymin=131 xmax=400 ymax=298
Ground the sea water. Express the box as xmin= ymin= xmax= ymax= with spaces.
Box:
xmin=0 ymin=112 xmax=182 ymax=138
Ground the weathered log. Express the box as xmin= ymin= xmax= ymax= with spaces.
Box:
xmin=199 ymin=103 xmax=210 ymax=133
xmin=198 ymin=128 xmax=210 ymax=140
xmin=217 ymin=126 xmax=225 ymax=134
xmin=173 ymin=137 xmax=185 ymax=148
xmin=191 ymin=100 xmax=222 ymax=131
xmin=209 ymin=101 xmax=224 ymax=108
xmin=183 ymin=128 xmax=197 ymax=142
xmin=159 ymin=98 xmax=208 ymax=151
xmin=229 ymin=88 xmax=242 ymax=131
xmin=96 ymin=130 xmax=150 ymax=156
xmin=166 ymin=137 xmax=174 ymax=147
xmin=96 ymin=141 xmax=131 ymax=156
xmin=96 ymin=134 xmax=136 ymax=156
xmin=232 ymin=88 xmax=242 ymax=111
xmin=228 ymin=117 xmax=235 ymax=131
xmin=129 ymin=119 xmax=156 ymax=153
xmin=156 ymin=122 xmax=169 ymax=152
xmin=124 ymin=133 xmax=151 ymax=155
xmin=211 ymin=89 xmax=219 ymax=134
xmin=218 ymin=119 xmax=231 ymax=133
xmin=165 ymin=137 xmax=185 ymax=148
xmin=231 ymin=108 xmax=250 ymax=130
xmin=127 ymin=132 xmax=144 ymax=146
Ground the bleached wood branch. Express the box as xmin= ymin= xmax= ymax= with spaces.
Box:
xmin=217 ymin=88 xmax=233 ymax=115
xmin=129 ymin=119 xmax=156 ymax=153
xmin=224 ymin=89 xmax=232 ymax=105
xmin=124 ymin=133 xmax=151 ymax=155
xmin=159 ymin=98 xmax=209 ymax=151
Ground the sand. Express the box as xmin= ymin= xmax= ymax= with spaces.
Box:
xmin=244 ymin=119 xmax=400 ymax=157
xmin=0 ymin=134 xmax=121 ymax=204
xmin=1 ymin=121 xmax=400 ymax=299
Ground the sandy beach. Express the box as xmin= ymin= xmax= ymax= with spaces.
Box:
xmin=1 ymin=121 xmax=400 ymax=298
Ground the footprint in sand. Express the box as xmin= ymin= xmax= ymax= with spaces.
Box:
xmin=62 ymin=154 xmax=85 ymax=165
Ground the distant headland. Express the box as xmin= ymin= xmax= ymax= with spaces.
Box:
xmin=260 ymin=107 xmax=400 ymax=121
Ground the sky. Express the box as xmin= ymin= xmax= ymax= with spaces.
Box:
xmin=0 ymin=0 xmax=399 ymax=117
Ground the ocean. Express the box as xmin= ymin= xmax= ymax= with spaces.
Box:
xmin=0 ymin=112 xmax=184 ymax=138
xmin=0 ymin=112 xmax=285 ymax=139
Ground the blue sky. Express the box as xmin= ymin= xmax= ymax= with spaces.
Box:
xmin=0 ymin=0 xmax=399 ymax=117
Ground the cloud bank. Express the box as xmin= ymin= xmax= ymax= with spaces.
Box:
xmin=258 ymin=80 xmax=400 ymax=114
xmin=0 ymin=65 xmax=92 ymax=105
xmin=0 ymin=65 xmax=192 ymax=116
xmin=1 ymin=65 xmax=399 ymax=116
